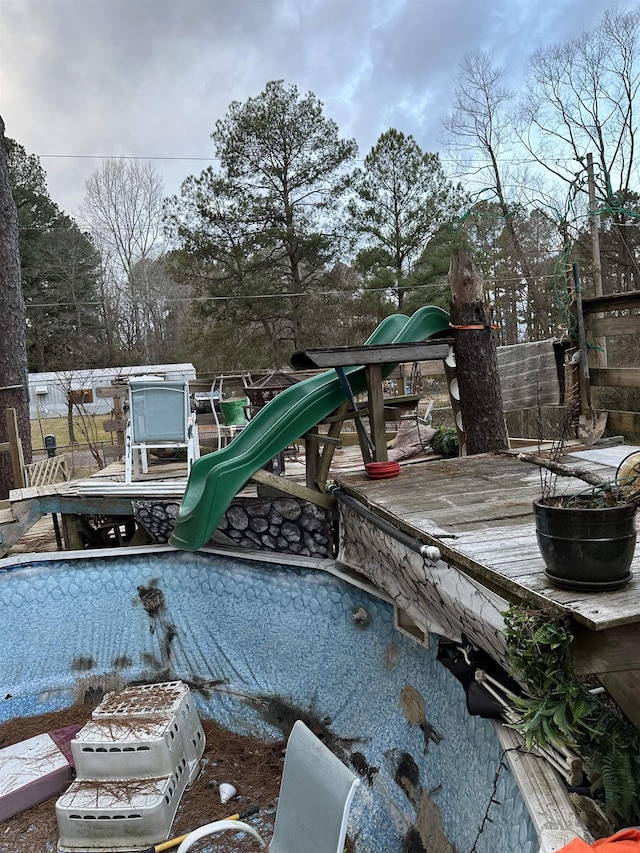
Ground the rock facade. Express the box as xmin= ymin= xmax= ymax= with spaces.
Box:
xmin=133 ymin=497 xmax=332 ymax=558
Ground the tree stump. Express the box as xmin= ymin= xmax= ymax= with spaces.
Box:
xmin=448 ymin=249 xmax=508 ymax=455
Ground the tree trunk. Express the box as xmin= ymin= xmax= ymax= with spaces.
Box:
xmin=0 ymin=115 xmax=32 ymax=497
xmin=448 ymin=249 xmax=508 ymax=455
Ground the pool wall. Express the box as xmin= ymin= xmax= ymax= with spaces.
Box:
xmin=0 ymin=547 xmax=563 ymax=852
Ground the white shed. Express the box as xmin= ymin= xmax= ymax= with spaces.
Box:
xmin=28 ymin=363 xmax=197 ymax=419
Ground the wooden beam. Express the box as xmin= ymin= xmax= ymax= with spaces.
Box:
xmin=300 ymin=432 xmax=342 ymax=447
xmin=5 ymin=408 xmax=25 ymax=489
xmin=320 ymin=394 xmax=421 ymax=424
xmin=0 ymin=498 xmax=42 ymax=557
xmin=582 ymin=290 xmax=640 ymax=314
xmin=304 ymin=427 xmax=320 ymax=491
xmin=38 ymin=494 xmax=140 ymax=515
xmin=103 ymin=418 xmax=127 ymax=432
xmin=365 ymin=363 xmax=387 ymax=462
xmin=587 ymin=314 xmax=639 ymax=337
xmin=316 ymin=401 xmax=349 ymax=490
xmin=96 ymin=386 xmax=128 ymax=398
xmin=291 ymin=340 xmax=451 ymax=369
xmin=590 ymin=367 xmax=640 ymax=388
xmin=606 ymin=410 xmax=640 ymax=433
xmin=596 ymin=670 xmax=640 ymax=729
xmin=571 ymin=623 xmax=640 ymax=675
xmin=61 ymin=514 xmax=84 ymax=550
xmin=250 ymin=468 xmax=336 ymax=510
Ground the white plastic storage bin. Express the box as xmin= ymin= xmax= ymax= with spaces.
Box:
xmin=56 ymin=766 xmax=189 ymax=852
xmin=71 ymin=716 xmax=187 ymax=782
xmin=90 ymin=681 xmax=205 ymax=783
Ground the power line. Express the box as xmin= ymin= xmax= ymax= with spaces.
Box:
xmin=38 ymin=154 xmax=217 ymax=162
xmin=34 ymin=151 xmax=590 ymax=168
xmin=25 ymin=272 xmax=563 ymax=309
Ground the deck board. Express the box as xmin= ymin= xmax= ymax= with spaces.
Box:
xmin=337 ymin=448 xmax=640 ymax=631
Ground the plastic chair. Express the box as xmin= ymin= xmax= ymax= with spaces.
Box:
xmin=176 ymin=720 xmax=360 ymax=853
xmin=124 ymin=379 xmax=199 ymax=483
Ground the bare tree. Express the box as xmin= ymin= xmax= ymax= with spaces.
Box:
xmin=81 ymin=159 xmax=169 ymax=360
xmin=56 ymin=370 xmax=105 ymax=470
xmin=442 ymin=52 xmax=552 ymax=339
xmin=520 ymin=6 xmax=640 ymax=290
xmin=0 ymin=115 xmax=32 ymax=496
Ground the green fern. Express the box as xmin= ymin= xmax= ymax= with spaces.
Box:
xmin=598 ymin=748 xmax=637 ymax=819
xmin=502 ymin=605 xmax=640 ymax=825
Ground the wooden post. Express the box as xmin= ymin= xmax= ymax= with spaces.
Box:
xmin=448 ymin=250 xmax=509 ymax=455
xmin=316 ymin=401 xmax=349 ymax=490
xmin=585 ymin=150 xmax=607 ymax=399
xmin=113 ymin=391 xmax=125 ymax=447
xmin=5 ymin=408 xmax=25 ymax=489
xmin=61 ymin=514 xmax=84 ymax=550
xmin=305 ymin=426 xmax=320 ymax=491
xmin=365 ymin=364 xmax=387 ymax=462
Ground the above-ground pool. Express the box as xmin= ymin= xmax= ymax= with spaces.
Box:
xmin=0 ymin=546 xmax=579 ymax=852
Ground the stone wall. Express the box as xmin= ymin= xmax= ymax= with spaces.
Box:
xmin=132 ymin=497 xmax=332 ymax=558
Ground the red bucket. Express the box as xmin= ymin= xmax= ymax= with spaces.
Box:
xmin=365 ymin=461 xmax=400 ymax=480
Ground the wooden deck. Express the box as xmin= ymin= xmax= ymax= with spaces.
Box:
xmin=3 ymin=436 xmax=640 ymax=724
xmin=336 ymin=446 xmax=640 ymax=633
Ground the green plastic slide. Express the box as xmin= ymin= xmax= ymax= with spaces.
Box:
xmin=169 ymin=306 xmax=450 ymax=551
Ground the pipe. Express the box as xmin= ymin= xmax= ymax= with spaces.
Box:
xmin=330 ymin=487 xmax=442 ymax=561
xmin=141 ymin=807 xmax=260 ymax=853
xmin=176 ymin=820 xmax=266 ymax=852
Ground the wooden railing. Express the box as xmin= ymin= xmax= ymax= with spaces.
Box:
xmin=583 ymin=290 xmax=640 ymax=434
xmin=24 ymin=454 xmax=69 ymax=488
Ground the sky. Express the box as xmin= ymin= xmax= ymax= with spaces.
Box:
xmin=1 ymin=0 xmax=638 ymax=218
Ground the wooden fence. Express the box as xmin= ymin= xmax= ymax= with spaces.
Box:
xmin=584 ymin=289 xmax=640 ymax=434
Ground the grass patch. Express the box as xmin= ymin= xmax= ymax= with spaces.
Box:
xmin=31 ymin=415 xmax=115 ymax=453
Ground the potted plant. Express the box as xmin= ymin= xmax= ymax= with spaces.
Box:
xmin=519 ymin=450 xmax=640 ymax=591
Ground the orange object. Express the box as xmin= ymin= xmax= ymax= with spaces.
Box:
xmin=365 ymin=461 xmax=400 ymax=479
xmin=558 ymin=829 xmax=640 ymax=852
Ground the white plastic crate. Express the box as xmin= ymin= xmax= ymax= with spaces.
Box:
xmin=90 ymin=681 xmax=205 ymax=783
xmin=71 ymin=715 xmax=187 ymax=782
xmin=56 ymin=765 xmax=189 ymax=852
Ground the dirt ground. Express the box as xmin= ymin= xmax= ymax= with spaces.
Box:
xmin=0 ymin=705 xmax=284 ymax=853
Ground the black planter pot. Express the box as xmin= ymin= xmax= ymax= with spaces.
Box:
xmin=533 ymin=498 xmax=637 ymax=591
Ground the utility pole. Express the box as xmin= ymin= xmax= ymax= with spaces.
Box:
xmin=586 ymin=152 xmax=607 ymax=369
xmin=586 ymin=153 xmax=603 ymax=297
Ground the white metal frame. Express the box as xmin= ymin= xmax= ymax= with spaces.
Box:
xmin=124 ymin=380 xmax=199 ymax=483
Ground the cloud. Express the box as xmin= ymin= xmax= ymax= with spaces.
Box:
xmin=0 ymin=0 xmax=637 ymax=214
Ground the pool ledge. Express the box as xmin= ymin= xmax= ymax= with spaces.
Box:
xmin=496 ymin=725 xmax=592 ymax=851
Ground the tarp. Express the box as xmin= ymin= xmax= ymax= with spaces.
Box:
xmin=560 ymin=830 xmax=640 ymax=852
